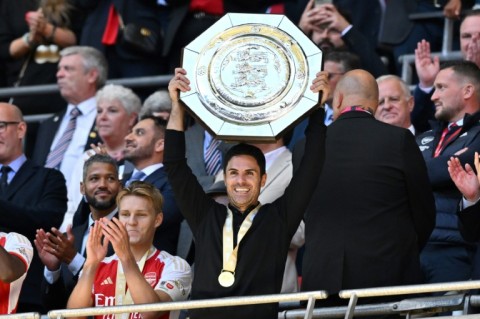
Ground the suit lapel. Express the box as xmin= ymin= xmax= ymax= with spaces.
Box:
xmin=5 ymin=160 xmax=37 ymax=199
xmin=144 ymin=167 xmax=167 ymax=187
xmin=72 ymin=221 xmax=89 ymax=253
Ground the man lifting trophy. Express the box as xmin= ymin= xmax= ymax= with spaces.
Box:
xmin=164 ymin=13 xmax=328 ymax=319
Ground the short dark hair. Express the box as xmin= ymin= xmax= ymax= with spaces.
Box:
xmin=325 ymin=50 xmax=361 ymax=72
xmin=83 ymin=154 xmax=119 ymax=182
xmin=138 ymin=115 xmax=168 ymax=140
xmin=440 ymin=60 xmax=480 ymax=95
xmin=223 ymin=143 xmax=266 ymax=176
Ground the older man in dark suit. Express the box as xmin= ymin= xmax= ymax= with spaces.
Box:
xmin=0 ymin=102 xmax=67 ymax=313
xmin=302 ymin=69 xmax=436 ymax=305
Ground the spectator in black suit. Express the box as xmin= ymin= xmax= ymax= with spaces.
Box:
xmin=122 ymin=116 xmax=183 ymax=255
xmin=0 ymin=102 xmax=67 ymax=313
xmin=302 ymin=69 xmax=435 ymax=306
xmin=35 ymin=154 xmax=120 ymax=311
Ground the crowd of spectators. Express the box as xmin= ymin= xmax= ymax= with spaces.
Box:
xmin=1 ymin=0 xmax=480 ymax=318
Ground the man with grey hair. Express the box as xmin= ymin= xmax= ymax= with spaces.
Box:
xmin=32 ymin=46 xmax=107 ymax=189
xmin=140 ymin=90 xmax=172 ymax=120
xmin=375 ymin=74 xmax=416 ymax=134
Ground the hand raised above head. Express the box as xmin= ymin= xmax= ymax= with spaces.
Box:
xmin=168 ymin=68 xmax=191 ymax=102
xmin=415 ymin=39 xmax=439 ymax=88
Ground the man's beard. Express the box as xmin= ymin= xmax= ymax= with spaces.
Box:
xmin=85 ymin=193 xmax=116 ymax=211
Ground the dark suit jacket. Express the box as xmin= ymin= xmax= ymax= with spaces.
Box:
xmin=302 ymin=111 xmax=436 ymax=299
xmin=31 ymin=108 xmax=101 ymax=166
xmin=41 ymin=219 xmax=116 ymax=310
xmin=0 ymin=159 xmax=67 ymax=312
xmin=123 ymin=166 xmax=183 ymax=255
xmin=41 ymin=221 xmax=88 ymax=311
xmin=458 ymin=202 xmax=480 ymax=243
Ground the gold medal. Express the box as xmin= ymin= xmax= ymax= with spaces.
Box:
xmin=218 ymin=270 xmax=235 ymax=287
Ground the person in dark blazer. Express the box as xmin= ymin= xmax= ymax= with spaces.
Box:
xmin=123 ymin=116 xmax=183 ymax=255
xmin=35 ymin=154 xmax=120 ymax=311
xmin=301 ymin=69 xmax=436 ymax=306
xmin=0 ymin=103 xmax=67 ymax=313
xmin=31 ymin=46 xmax=105 ymax=183
xmin=163 ymin=0 xmax=278 ymax=72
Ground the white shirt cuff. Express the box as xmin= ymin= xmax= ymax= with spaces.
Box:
xmin=463 ymin=196 xmax=480 ymax=209
xmin=44 ymin=266 xmax=61 ymax=284
xmin=341 ymin=24 xmax=353 ymax=36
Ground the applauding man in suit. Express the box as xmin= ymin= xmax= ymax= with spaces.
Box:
xmin=35 ymin=154 xmax=120 ymax=310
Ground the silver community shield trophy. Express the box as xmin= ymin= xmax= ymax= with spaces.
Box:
xmin=181 ymin=13 xmax=323 ymax=142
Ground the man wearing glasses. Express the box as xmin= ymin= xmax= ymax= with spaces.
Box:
xmin=0 ymin=102 xmax=67 ymax=313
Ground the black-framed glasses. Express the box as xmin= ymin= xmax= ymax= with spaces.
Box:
xmin=0 ymin=121 xmax=20 ymax=133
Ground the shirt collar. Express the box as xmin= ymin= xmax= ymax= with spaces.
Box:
xmin=2 ymin=154 xmax=27 ymax=173
xmin=68 ymin=96 xmax=97 ymax=116
xmin=132 ymin=163 xmax=164 ymax=179
xmin=88 ymin=207 xmax=118 ymax=226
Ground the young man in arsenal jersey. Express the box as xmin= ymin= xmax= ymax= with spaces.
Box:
xmin=0 ymin=231 xmax=33 ymax=314
xmin=67 ymin=181 xmax=192 ymax=319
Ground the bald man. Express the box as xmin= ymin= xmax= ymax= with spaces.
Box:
xmin=302 ymin=70 xmax=435 ymax=306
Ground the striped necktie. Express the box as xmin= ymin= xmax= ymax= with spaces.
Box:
xmin=205 ymin=138 xmax=222 ymax=176
xmin=46 ymin=107 xmax=81 ymax=169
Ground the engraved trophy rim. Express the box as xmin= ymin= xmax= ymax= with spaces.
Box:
xmin=181 ymin=13 xmax=322 ymax=142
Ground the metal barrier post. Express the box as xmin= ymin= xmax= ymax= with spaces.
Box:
xmin=344 ymin=293 xmax=358 ymax=319
xmin=304 ymin=296 xmax=316 ymax=319
xmin=442 ymin=18 xmax=454 ymax=55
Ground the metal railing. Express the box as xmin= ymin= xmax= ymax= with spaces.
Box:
xmin=4 ymin=281 xmax=480 ymax=319
xmin=47 ymin=291 xmax=328 ymax=319
xmin=0 ymin=75 xmax=173 ymax=124
xmin=339 ymin=280 xmax=480 ymax=319
xmin=0 ymin=75 xmax=172 ymax=99
xmin=399 ymin=11 xmax=467 ymax=85
xmin=0 ymin=313 xmax=39 ymax=319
